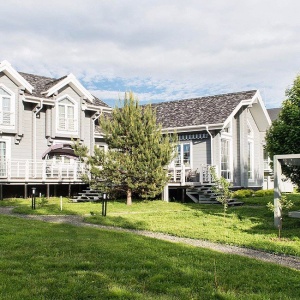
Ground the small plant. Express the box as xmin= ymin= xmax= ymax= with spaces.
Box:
xmin=37 ymin=195 xmax=48 ymax=208
xmin=267 ymin=195 xmax=294 ymax=239
xmin=254 ymin=189 xmax=274 ymax=197
xmin=232 ymin=189 xmax=254 ymax=199
xmin=210 ymin=167 xmax=233 ymax=220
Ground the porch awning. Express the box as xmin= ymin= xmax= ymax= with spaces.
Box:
xmin=42 ymin=143 xmax=78 ymax=159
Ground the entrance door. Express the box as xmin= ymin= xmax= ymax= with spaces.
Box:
xmin=0 ymin=141 xmax=6 ymax=177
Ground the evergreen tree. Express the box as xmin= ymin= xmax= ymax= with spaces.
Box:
xmin=266 ymin=75 xmax=300 ymax=186
xmin=78 ymin=92 xmax=176 ymax=205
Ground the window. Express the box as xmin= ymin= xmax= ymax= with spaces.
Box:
xmin=175 ymin=143 xmax=191 ymax=167
xmin=247 ymin=121 xmax=254 ymax=180
xmin=57 ymin=96 xmax=77 ymax=132
xmin=0 ymin=86 xmax=14 ymax=126
xmin=248 ymin=141 xmax=254 ymax=180
xmin=0 ymin=141 xmax=6 ymax=177
xmin=221 ymin=139 xmax=231 ymax=179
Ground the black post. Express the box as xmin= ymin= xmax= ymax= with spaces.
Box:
xmin=102 ymin=193 xmax=107 ymax=216
xmin=31 ymin=187 xmax=36 ymax=210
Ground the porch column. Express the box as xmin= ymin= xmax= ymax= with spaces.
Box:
xmin=162 ymin=185 xmax=169 ymax=202
xmin=24 ymin=184 xmax=28 ymax=198
xmin=47 ymin=184 xmax=50 ymax=199
xmin=274 ymin=156 xmax=282 ymax=228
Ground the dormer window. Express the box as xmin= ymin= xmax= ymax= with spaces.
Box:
xmin=0 ymin=85 xmax=15 ymax=127
xmin=56 ymin=95 xmax=78 ymax=133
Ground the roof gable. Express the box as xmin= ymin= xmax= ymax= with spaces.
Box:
xmin=43 ymin=73 xmax=94 ymax=102
xmin=0 ymin=60 xmax=33 ymax=93
xmin=152 ymin=90 xmax=257 ymax=129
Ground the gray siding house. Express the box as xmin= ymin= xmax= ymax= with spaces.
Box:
xmin=0 ymin=60 xmax=271 ymax=201
xmin=152 ymin=91 xmax=271 ymax=201
xmin=0 ymin=60 xmax=111 ymax=198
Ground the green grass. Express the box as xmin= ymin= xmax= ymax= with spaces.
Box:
xmin=0 ymin=215 xmax=299 ymax=299
xmin=2 ymin=194 xmax=300 ymax=256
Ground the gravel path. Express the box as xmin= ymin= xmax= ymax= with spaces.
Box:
xmin=1 ymin=206 xmax=300 ymax=271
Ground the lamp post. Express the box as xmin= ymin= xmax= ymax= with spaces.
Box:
xmin=102 ymin=193 xmax=107 ymax=216
xmin=31 ymin=187 xmax=36 ymax=210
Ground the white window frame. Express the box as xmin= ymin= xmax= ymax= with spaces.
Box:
xmin=56 ymin=95 xmax=78 ymax=134
xmin=0 ymin=137 xmax=11 ymax=178
xmin=174 ymin=142 xmax=193 ymax=169
xmin=0 ymin=84 xmax=15 ymax=129
xmin=247 ymin=121 xmax=254 ymax=181
xmin=220 ymin=137 xmax=232 ymax=180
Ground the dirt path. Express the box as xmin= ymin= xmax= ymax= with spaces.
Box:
xmin=1 ymin=206 xmax=300 ymax=271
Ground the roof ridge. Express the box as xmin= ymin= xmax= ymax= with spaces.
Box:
xmin=150 ymin=89 xmax=257 ymax=106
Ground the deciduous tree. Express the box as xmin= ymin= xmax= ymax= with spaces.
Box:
xmin=265 ymin=75 xmax=300 ymax=186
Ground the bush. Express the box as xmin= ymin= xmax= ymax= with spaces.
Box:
xmin=254 ymin=189 xmax=274 ymax=197
xmin=232 ymin=189 xmax=254 ymax=199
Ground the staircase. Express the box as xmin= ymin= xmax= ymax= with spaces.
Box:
xmin=186 ymin=185 xmax=243 ymax=206
xmin=72 ymin=187 xmax=103 ymax=202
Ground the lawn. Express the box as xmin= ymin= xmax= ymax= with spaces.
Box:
xmin=0 ymin=215 xmax=299 ymax=299
xmin=1 ymin=193 xmax=300 ymax=256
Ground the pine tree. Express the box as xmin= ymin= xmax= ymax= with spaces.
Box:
xmin=80 ymin=92 xmax=176 ymax=205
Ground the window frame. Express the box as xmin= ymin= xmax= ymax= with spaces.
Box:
xmin=0 ymin=84 xmax=15 ymax=128
xmin=247 ymin=121 xmax=254 ymax=181
xmin=220 ymin=137 xmax=232 ymax=180
xmin=174 ymin=142 xmax=193 ymax=169
xmin=56 ymin=94 xmax=78 ymax=134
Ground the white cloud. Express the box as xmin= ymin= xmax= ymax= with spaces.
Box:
xmin=1 ymin=0 xmax=300 ymax=108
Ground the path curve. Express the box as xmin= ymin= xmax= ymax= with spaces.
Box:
xmin=1 ymin=206 xmax=299 ymax=271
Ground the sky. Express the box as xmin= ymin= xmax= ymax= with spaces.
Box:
xmin=1 ymin=0 xmax=300 ymax=108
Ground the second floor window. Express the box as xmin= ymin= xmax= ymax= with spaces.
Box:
xmin=57 ymin=97 xmax=77 ymax=131
xmin=0 ymin=86 xmax=14 ymax=126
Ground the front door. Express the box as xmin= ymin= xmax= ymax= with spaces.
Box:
xmin=0 ymin=141 xmax=6 ymax=177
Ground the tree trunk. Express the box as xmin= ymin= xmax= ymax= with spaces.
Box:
xmin=127 ymin=188 xmax=132 ymax=205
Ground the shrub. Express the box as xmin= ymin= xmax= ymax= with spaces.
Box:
xmin=232 ymin=189 xmax=254 ymax=199
xmin=254 ymin=189 xmax=274 ymax=197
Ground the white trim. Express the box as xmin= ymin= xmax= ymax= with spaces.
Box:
xmin=0 ymin=136 xmax=11 ymax=178
xmin=55 ymin=94 xmax=79 ymax=135
xmin=220 ymin=136 xmax=232 ymax=181
xmin=0 ymin=60 xmax=33 ymax=93
xmin=162 ymin=123 xmax=223 ymax=133
xmin=0 ymin=83 xmax=15 ymax=129
xmin=174 ymin=141 xmax=193 ymax=169
xmin=45 ymin=73 xmax=94 ymax=102
xmin=247 ymin=139 xmax=254 ymax=181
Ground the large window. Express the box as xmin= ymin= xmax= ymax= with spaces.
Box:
xmin=247 ymin=122 xmax=254 ymax=180
xmin=0 ymin=141 xmax=6 ymax=177
xmin=221 ymin=138 xmax=231 ymax=179
xmin=0 ymin=86 xmax=14 ymax=126
xmin=57 ymin=96 xmax=77 ymax=132
xmin=175 ymin=143 xmax=191 ymax=167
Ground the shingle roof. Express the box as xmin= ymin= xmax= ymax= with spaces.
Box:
xmin=152 ymin=90 xmax=257 ymax=128
xmin=19 ymin=71 xmax=109 ymax=107
xmin=267 ymin=108 xmax=281 ymax=122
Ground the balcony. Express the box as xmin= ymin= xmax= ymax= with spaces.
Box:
xmin=0 ymin=159 xmax=86 ymax=184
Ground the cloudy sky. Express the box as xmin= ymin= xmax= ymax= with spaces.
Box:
xmin=1 ymin=0 xmax=300 ymax=108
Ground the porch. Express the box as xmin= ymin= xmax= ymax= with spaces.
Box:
xmin=0 ymin=159 xmax=86 ymax=183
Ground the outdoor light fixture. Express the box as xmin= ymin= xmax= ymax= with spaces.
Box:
xmin=31 ymin=187 xmax=36 ymax=210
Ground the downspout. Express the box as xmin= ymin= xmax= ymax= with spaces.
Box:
xmin=205 ymin=125 xmax=214 ymax=166
xmin=92 ymin=108 xmax=103 ymax=155
xmin=33 ymin=100 xmax=44 ymax=162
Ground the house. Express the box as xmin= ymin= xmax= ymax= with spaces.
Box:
xmin=0 ymin=60 xmax=111 ymax=198
xmin=151 ymin=90 xmax=271 ymax=202
xmin=0 ymin=60 xmax=272 ymax=201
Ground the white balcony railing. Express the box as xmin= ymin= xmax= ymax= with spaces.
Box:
xmin=168 ymin=164 xmax=216 ymax=185
xmin=0 ymin=159 xmax=86 ymax=182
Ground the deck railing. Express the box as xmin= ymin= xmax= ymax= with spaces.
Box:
xmin=0 ymin=159 xmax=86 ymax=182
xmin=168 ymin=164 xmax=216 ymax=185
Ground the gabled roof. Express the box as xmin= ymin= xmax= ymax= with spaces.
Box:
xmin=152 ymin=90 xmax=257 ymax=129
xmin=18 ymin=71 xmax=109 ymax=107
xmin=267 ymin=108 xmax=281 ymax=122
xmin=0 ymin=60 xmax=33 ymax=93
